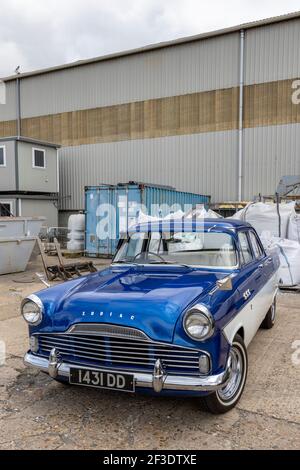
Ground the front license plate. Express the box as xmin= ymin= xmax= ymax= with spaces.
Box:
xmin=69 ymin=368 xmax=135 ymax=393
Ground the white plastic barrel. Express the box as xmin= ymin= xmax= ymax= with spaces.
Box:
xmin=67 ymin=213 xmax=85 ymax=252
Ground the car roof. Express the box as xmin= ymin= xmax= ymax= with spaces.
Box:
xmin=128 ymin=218 xmax=252 ymax=233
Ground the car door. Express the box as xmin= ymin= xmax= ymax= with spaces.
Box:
xmin=248 ymin=230 xmax=266 ymax=290
xmin=249 ymin=230 xmax=275 ymax=316
xmin=236 ymin=230 xmax=264 ymax=346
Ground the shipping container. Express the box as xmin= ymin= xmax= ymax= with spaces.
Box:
xmin=85 ymin=183 xmax=210 ymax=257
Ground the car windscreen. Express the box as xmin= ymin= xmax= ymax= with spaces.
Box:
xmin=114 ymin=231 xmax=237 ymax=268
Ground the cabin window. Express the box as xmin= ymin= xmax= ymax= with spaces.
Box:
xmin=249 ymin=231 xmax=264 ymax=259
xmin=32 ymin=148 xmax=46 ymax=168
xmin=238 ymin=232 xmax=253 ymax=265
xmin=0 ymin=146 xmax=6 ymax=167
xmin=0 ymin=201 xmax=13 ymax=217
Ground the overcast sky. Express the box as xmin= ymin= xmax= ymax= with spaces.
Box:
xmin=0 ymin=0 xmax=299 ymax=77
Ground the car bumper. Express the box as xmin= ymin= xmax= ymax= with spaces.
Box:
xmin=24 ymin=350 xmax=231 ymax=393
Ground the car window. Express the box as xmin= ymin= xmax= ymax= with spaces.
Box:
xmin=249 ymin=231 xmax=263 ymax=259
xmin=148 ymin=232 xmax=163 ymax=253
xmin=238 ymin=232 xmax=253 ymax=265
xmin=114 ymin=233 xmax=146 ymax=260
xmin=114 ymin=231 xmax=238 ymax=267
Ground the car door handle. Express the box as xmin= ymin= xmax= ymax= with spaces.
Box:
xmin=263 ymin=257 xmax=272 ymax=264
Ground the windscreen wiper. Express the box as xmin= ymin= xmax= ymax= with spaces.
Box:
xmin=148 ymin=261 xmax=191 ymax=268
xmin=113 ymin=260 xmax=141 ymax=266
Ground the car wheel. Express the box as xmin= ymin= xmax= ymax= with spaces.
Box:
xmin=199 ymin=334 xmax=248 ymax=414
xmin=261 ymin=297 xmax=276 ymax=330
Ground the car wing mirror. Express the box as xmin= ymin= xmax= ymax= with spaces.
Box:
xmin=217 ymin=276 xmax=233 ymax=291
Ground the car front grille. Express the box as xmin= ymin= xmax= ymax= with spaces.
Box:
xmin=36 ymin=332 xmax=203 ymax=376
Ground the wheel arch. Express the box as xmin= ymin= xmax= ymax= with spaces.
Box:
xmin=236 ymin=326 xmax=245 ymax=341
xmin=223 ymin=320 xmax=246 ymax=346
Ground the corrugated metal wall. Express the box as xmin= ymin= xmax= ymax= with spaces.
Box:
xmin=1 ymin=17 xmax=300 ymax=209
xmin=19 ymin=32 xmax=240 ymax=118
xmin=245 ymin=17 xmax=300 ymax=84
xmin=59 ymin=130 xmax=238 ymax=210
xmin=243 ymin=123 xmax=300 ymax=198
xmin=0 ymin=81 xmax=16 ymax=121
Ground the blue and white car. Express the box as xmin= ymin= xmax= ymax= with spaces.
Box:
xmin=22 ymin=219 xmax=279 ymax=414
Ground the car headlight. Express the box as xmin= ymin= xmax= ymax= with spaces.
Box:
xmin=183 ymin=304 xmax=214 ymax=341
xmin=21 ymin=295 xmax=43 ymax=326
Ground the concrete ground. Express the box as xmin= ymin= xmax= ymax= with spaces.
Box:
xmin=0 ymin=256 xmax=299 ymax=450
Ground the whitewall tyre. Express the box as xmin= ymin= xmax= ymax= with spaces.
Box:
xmin=199 ymin=334 xmax=248 ymax=414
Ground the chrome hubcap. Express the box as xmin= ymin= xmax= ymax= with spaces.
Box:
xmin=218 ymin=346 xmax=244 ymax=402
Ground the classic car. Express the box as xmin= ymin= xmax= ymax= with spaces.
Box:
xmin=22 ymin=219 xmax=279 ymax=414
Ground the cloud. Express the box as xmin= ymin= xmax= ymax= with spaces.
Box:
xmin=0 ymin=0 xmax=299 ymax=77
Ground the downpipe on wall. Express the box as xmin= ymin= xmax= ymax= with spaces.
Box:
xmin=238 ymin=30 xmax=245 ymax=202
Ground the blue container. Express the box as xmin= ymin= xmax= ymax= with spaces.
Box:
xmin=85 ymin=183 xmax=210 ymax=257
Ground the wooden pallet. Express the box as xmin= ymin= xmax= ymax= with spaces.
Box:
xmin=37 ymin=238 xmax=97 ymax=281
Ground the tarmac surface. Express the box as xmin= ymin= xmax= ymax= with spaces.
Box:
xmin=0 ymin=256 xmax=299 ymax=450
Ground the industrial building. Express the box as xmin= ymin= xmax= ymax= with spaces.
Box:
xmin=0 ymin=137 xmax=59 ymax=227
xmin=0 ymin=11 xmax=300 ymax=225
xmin=0 ymin=136 xmax=59 ymax=225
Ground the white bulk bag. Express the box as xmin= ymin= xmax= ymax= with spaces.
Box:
xmin=287 ymin=214 xmax=300 ymax=243
xmin=185 ymin=208 xmax=222 ymax=219
xmin=232 ymin=202 xmax=296 ymax=239
xmin=260 ymin=232 xmax=300 ymax=287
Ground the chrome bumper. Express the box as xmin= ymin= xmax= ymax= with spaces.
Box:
xmin=24 ymin=350 xmax=231 ymax=393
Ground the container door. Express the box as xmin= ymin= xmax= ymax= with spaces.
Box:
xmin=85 ymin=187 xmax=113 ymax=257
xmin=128 ymin=186 xmax=141 ymax=229
xmin=113 ymin=186 xmax=141 ymax=255
xmin=98 ymin=187 xmax=114 ymax=256
xmin=85 ymin=188 xmax=100 ymax=256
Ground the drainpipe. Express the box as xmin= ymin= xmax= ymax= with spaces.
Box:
xmin=238 ymin=30 xmax=245 ymax=202
xmin=16 ymin=77 xmax=21 ymax=137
